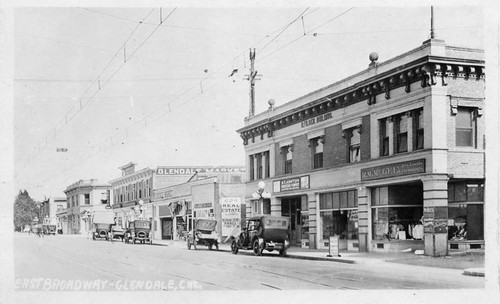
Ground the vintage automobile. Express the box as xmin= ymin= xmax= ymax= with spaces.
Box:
xmin=125 ymin=220 xmax=152 ymax=244
xmin=42 ymin=224 xmax=57 ymax=235
xmin=110 ymin=225 xmax=125 ymax=242
xmin=92 ymin=223 xmax=112 ymax=241
xmin=187 ymin=219 xmax=219 ymax=250
xmin=230 ymin=215 xmax=290 ymax=256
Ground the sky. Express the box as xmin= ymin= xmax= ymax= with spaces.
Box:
xmin=10 ymin=3 xmax=486 ymax=201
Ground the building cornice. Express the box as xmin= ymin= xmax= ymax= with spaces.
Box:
xmin=237 ymin=55 xmax=485 ymax=145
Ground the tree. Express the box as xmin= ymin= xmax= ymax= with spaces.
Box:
xmin=13 ymin=190 xmax=38 ymax=231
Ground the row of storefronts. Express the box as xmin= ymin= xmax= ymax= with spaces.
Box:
xmin=237 ymin=37 xmax=486 ymax=256
xmin=54 ymin=37 xmax=485 ymax=258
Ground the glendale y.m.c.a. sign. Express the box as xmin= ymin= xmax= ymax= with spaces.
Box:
xmin=361 ymin=159 xmax=425 ymax=181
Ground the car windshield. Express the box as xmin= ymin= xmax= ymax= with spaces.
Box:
xmin=247 ymin=220 xmax=260 ymax=231
xmin=262 ymin=217 xmax=289 ymax=229
xmin=134 ymin=221 xmax=150 ymax=228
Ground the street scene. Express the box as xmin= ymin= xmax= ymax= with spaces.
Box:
xmin=14 ymin=233 xmax=484 ymax=291
xmin=3 ymin=2 xmax=499 ymax=304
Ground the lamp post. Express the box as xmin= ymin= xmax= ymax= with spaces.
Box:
xmin=251 ymin=181 xmax=271 ymax=215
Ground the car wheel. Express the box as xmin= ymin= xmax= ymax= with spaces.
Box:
xmin=279 ymin=248 xmax=287 ymax=257
xmin=208 ymin=242 xmax=213 ymax=250
xmin=253 ymin=239 xmax=263 ymax=256
xmin=231 ymin=240 xmax=238 ymax=254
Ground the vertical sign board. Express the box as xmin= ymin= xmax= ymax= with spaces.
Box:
xmin=433 ymin=206 xmax=448 ymax=233
xmin=328 ymin=235 xmax=340 ymax=257
xmin=220 ymin=197 xmax=241 ymax=237
xmin=423 ymin=207 xmax=434 ymax=233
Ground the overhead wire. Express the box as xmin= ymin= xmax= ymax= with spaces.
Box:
xmin=22 ymin=8 xmax=171 ymax=168
xmin=20 ymin=7 xmax=349 ymax=192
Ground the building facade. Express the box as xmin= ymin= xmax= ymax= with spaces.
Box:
xmin=63 ymin=179 xmax=111 ymax=235
xmin=152 ymin=167 xmax=246 ymax=241
xmin=237 ymin=38 xmax=485 ymax=257
xmin=39 ymin=196 xmax=66 ymax=226
xmin=109 ymin=163 xmax=245 ymax=241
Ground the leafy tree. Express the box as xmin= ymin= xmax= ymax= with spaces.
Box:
xmin=13 ymin=190 xmax=38 ymax=231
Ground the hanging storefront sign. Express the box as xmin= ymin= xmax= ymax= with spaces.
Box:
xmin=361 ymin=159 xmax=426 ymax=181
xmin=273 ymin=175 xmax=310 ymax=193
xmin=220 ymin=197 xmax=241 ymax=237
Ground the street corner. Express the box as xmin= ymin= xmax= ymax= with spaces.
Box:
xmin=463 ymin=268 xmax=485 ymax=277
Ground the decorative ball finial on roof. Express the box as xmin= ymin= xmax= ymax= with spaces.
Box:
xmin=369 ymin=52 xmax=379 ymax=68
xmin=268 ymin=98 xmax=275 ymax=109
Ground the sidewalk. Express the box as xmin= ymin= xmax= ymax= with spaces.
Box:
xmin=152 ymin=239 xmax=484 ymax=276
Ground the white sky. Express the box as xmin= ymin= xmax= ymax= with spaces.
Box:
xmin=11 ymin=3 xmax=485 ymax=201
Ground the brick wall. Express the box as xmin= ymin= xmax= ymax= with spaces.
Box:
xmin=293 ymin=134 xmax=311 ymax=174
xmin=324 ymin=124 xmax=346 ymax=167
xmin=360 ymin=115 xmax=371 ymax=161
xmin=274 ymin=143 xmax=283 ymax=176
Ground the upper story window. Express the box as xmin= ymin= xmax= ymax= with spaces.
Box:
xmin=256 ymin=153 xmax=263 ymax=179
xmin=456 ymin=107 xmax=476 ymax=147
xmin=84 ymin=194 xmax=90 ymax=205
xmin=414 ymin=109 xmax=424 ymax=150
xmin=310 ymin=137 xmax=324 ymax=169
xmin=379 ymin=118 xmax=390 ymax=156
xmin=282 ymin=145 xmax=293 ymax=174
xmin=349 ymin=128 xmax=361 ymax=163
xmin=249 ymin=151 xmax=270 ymax=181
xmin=395 ymin=114 xmax=408 ymax=153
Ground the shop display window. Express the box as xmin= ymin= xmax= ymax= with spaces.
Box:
xmin=372 ymin=207 xmax=423 ymax=241
xmin=319 ymin=190 xmax=358 ymax=241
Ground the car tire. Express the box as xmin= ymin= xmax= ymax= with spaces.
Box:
xmin=231 ymin=240 xmax=238 ymax=254
xmin=208 ymin=242 xmax=213 ymax=250
xmin=279 ymin=248 xmax=287 ymax=257
xmin=253 ymin=239 xmax=263 ymax=256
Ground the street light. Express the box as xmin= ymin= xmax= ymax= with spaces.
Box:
xmin=251 ymin=181 xmax=271 ymax=214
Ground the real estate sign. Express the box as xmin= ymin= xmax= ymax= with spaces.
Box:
xmin=220 ymin=197 xmax=241 ymax=237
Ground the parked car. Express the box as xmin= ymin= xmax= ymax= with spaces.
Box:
xmin=42 ymin=224 xmax=57 ymax=235
xmin=230 ymin=215 xmax=290 ymax=256
xmin=125 ymin=220 xmax=152 ymax=244
xmin=110 ymin=225 xmax=125 ymax=242
xmin=187 ymin=219 xmax=219 ymax=250
xmin=92 ymin=223 xmax=112 ymax=241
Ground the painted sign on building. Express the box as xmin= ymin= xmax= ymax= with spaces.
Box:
xmin=156 ymin=167 xmax=245 ymax=175
xmin=193 ymin=201 xmax=214 ymax=219
xmin=360 ymin=159 xmax=426 ymax=181
xmin=220 ymin=197 xmax=241 ymax=237
xmin=273 ymin=175 xmax=310 ymax=193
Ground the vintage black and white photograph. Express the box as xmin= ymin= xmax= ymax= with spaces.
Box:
xmin=1 ymin=0 xmax=499 ymax=303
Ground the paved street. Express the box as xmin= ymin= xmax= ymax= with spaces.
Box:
xmin=14 ymin=234 xmax=483 ymax=291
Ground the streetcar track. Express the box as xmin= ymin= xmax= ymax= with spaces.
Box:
xmin=260 ymin=283 xmax=281 ymax=290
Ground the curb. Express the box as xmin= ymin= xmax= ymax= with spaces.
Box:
xmin=152 ymin=242 xmax=356 ymax=263
xmin=463 ymin=268 xmax=485 ymax=277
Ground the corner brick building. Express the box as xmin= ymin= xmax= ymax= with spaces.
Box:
xmin=237 ymin=37 xmax=485 ymax=256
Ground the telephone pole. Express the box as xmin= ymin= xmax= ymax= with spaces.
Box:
xmin=244 ymin=48 xmax=261 ymax=117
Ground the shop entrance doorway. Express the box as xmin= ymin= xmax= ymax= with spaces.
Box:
xmin=281 ymin=196 xmax=302 ymax=246
xmin=161 ymin=218 xmax=173 ymax=240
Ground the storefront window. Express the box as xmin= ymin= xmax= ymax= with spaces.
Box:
xmin=448 ymin=181 xmax=484 ymax=241
xmin=371 ymin=184 xmax=423 ymax=241
xmin=372 ymin=207 xmax=423 ymax=240
xmin=319 ymin=190 xmax=358 ymax=241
